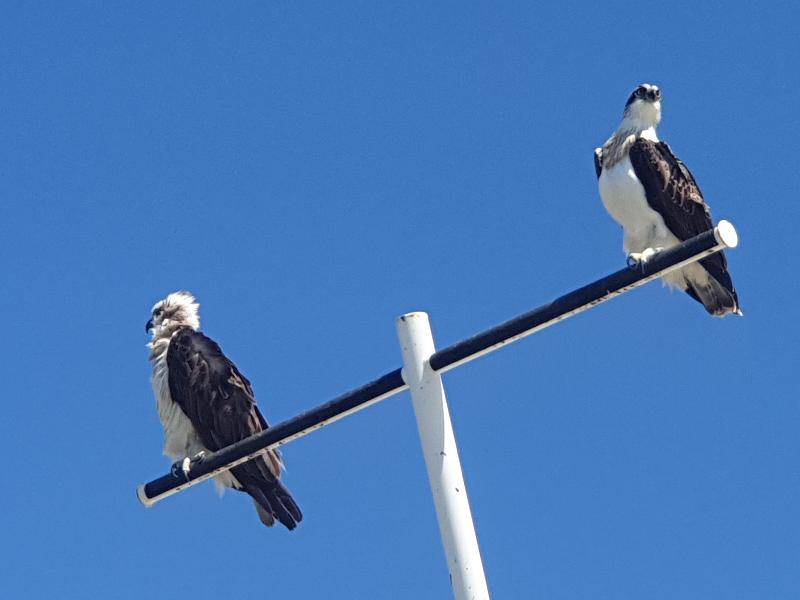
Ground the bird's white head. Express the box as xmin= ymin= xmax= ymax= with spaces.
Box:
xmin=621 ymin=83 xmax=662 ymax=131
xmin=146 ymin=291 xmax=200 ymax=340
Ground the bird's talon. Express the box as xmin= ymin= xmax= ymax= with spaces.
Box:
xmin=170 ymin=459 xmax=190 ymax=481
xmin=640 ymin=247 xmax=663 ymax=263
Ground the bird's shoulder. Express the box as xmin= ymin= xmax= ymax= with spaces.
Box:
xmin=169 ymin=328 xmax=220 ymax=366
xmin=167 ymin=328 xmax=252 ymax=390
xmin=593 ymin=147 xmax=603 ymax=178
xmin=169 ymin=327 xmax=222 ymax=358
xmin=629 ymin=137 xmax=708 ymax=211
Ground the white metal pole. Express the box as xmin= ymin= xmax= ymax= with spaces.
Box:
xmin=396 ymin=312 xmax=490 ymax=600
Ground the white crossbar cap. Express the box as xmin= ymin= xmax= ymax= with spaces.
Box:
xmin=136 ymin=484 xmax=155 ymax=507
xmin=714 ymin=220 xmax=738 ymax=248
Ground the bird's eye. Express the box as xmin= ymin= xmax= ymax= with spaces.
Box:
xmin=636 ymin=87 xmax=645 ymax=98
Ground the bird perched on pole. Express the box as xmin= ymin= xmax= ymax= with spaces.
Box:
xmin=594 ymin=83 xmax=741 ymax=317
xmin=146 ymin=291 xmax=303 ymax=529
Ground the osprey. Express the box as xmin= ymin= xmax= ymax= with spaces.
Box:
xmin=594 ymin=83 xmax=741 ymax=316
xmin=146 ymin=291 xmax=302 ymax=530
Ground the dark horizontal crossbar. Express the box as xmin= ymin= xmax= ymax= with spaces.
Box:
xmin=429 ymin=226 xmax=727 ymax=372
xmin=138 ymin=224 xmax=734 ymax=506
xmin=139 ymin=369 xmax=407 ymax=504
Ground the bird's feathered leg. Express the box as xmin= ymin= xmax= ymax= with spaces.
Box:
xmin=170 ymin=450 xmax=207 ymax=481
xmin=627 ymin=247 xmax=664 ymax=270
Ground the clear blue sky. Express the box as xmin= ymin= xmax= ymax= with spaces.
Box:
xmin=2 ymin=2 xmax=798 ymax=598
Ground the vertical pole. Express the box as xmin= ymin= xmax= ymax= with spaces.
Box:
xmin=396 ymin=312 xmax=490 ymax=600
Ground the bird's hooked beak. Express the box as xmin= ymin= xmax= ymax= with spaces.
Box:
xmin=145 ymin=318 xmax=154 ymax=333
xmin=647 ymin=87 xmax=661 ymax=101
